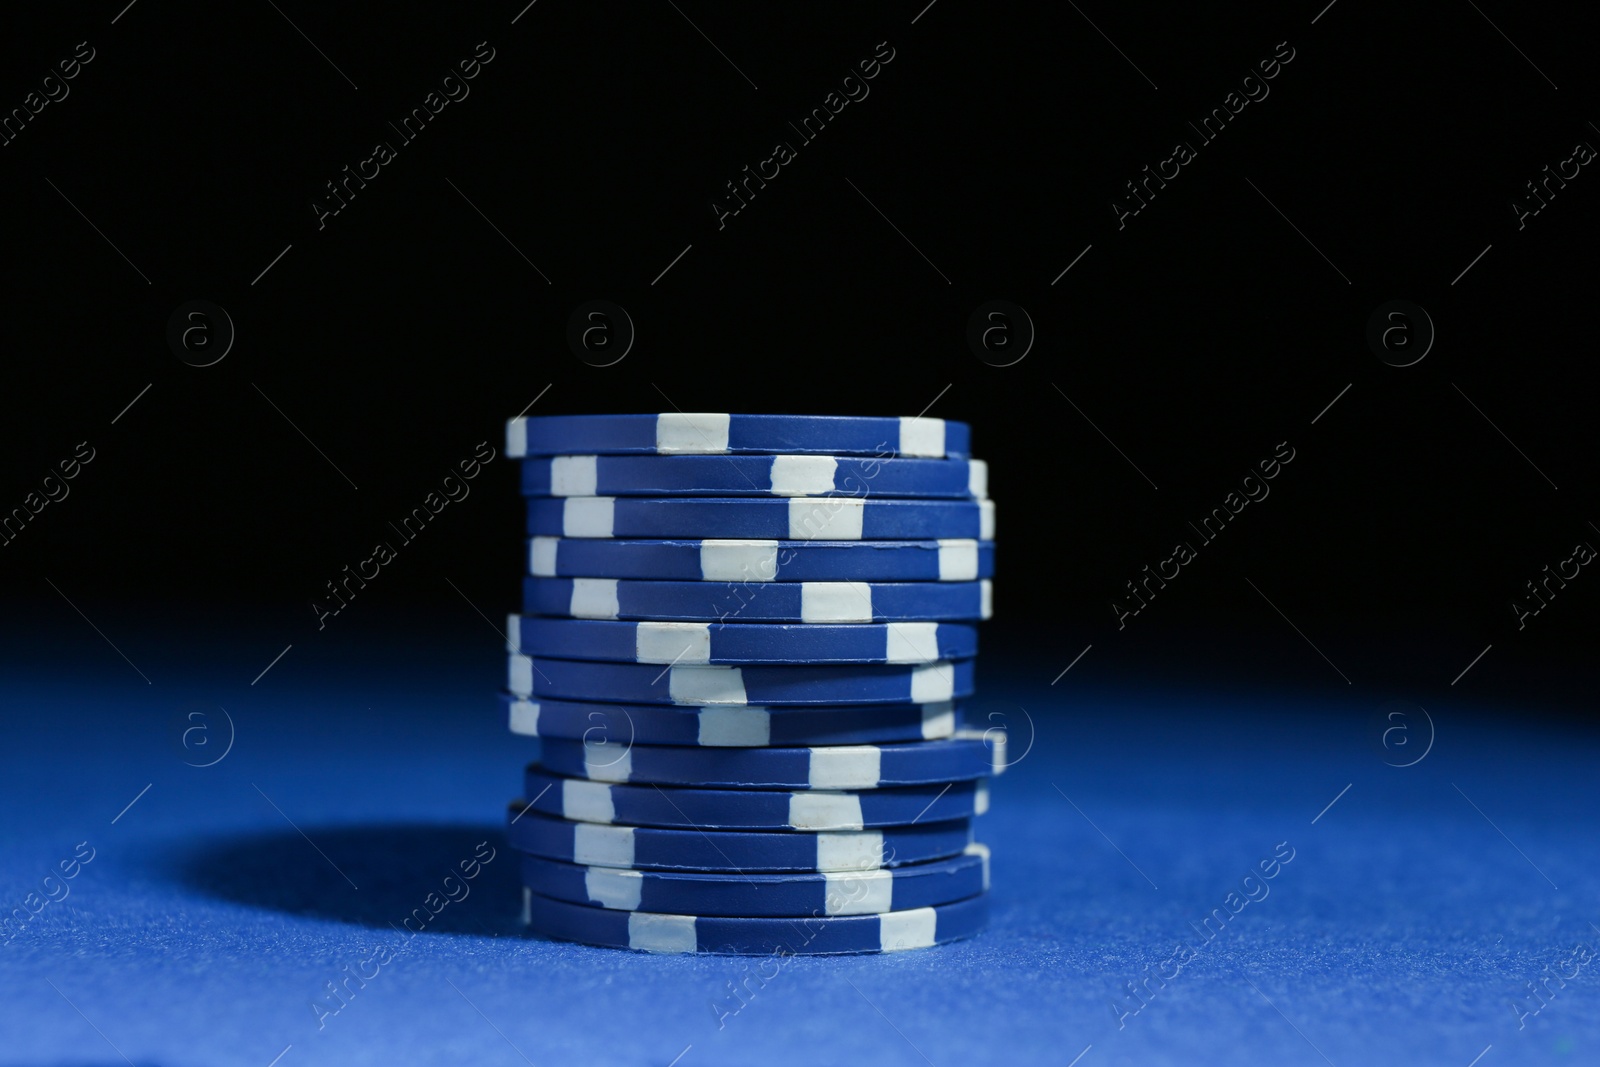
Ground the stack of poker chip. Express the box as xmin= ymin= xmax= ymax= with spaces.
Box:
xmin=501 ymin=413 xmax=1000 ymax=955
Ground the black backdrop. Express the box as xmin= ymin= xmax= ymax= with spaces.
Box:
xmin=2 ymin=1 xmax=1596 ymax=712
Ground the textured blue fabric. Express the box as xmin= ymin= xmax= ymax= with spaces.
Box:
xmin=2 ymin=640 xmax=1597 ymax=1066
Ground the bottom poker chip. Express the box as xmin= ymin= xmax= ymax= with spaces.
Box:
xmin=521 ymin=885 xmax=989 ymax=954
xmin=520 ymin=845 xmax=989 ymax=917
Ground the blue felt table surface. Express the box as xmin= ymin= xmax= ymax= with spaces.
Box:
xmin=2 ymin=633 xmax=1597 ymax=1067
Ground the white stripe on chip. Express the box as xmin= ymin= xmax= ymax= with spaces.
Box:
xmin=816 ymin=830 xmax=884 ymax=871
xmin=920 ymin=702 xmax=955 ymax=739
xmin=508 ymin=654 xmax=533 ymax=696
xmin=669 ymin=666 xmax=748 ymax=705
xmin=584 ymin=865 xmax=643 ymax=910
xmin=910 ymin=662 xmax=955 ymax=703
xmin=635 ymin=622 xmax=711 ymax=664
xmin=529 ymin=536 xmax=560 ymax=576
xmin=800 ymin=581 xmax=872 ymax=623
xmin=879 ymin=906 xmax=938 ymax=951
xmin=788 ymin=497 xmax=864 ymax=540
xmin=506 ymin=417 xmax=528 ymax=458
xmin=898 ymin=416 xmax=945 ymax=457
xmin=562 ymin=778 xmax=617 ymax=823
xmin=571 ymin=823 xmax=634 ymax=867
xmin=697 ymin=706 xmax=770 ymax=746
xmin=768 ymin=455 xmax=838 ymax=496
xmin=563 ymin=497 xmax=616 ymax=537
xmin=582 ymin=742 xmax=632 ymax=783
xmin=788 ymin=792 xmax=865 ymax=831
xmin=699 ymin=539 xmax=778 ymax=582
xmin=936 ymin=539 xmax=977 ymax=581
xmin=550 ymin=455 xmax=598 ymax=496
xmin=629 ymin=911 xmax=698 ymax=953
xmin=824 ymin=869 xmax=894 ymax=915
xmin=508 ymin=698 xmax=540 ymax=736
xmin=807 ymin=746 xmax=882 ymax=790
xmin=656 ymin=413 xmax=730 ymax=453
xmin=884 ymin=622 xmax=941 ymax=663
xmin=569 ymin=578 xmax=620 ymax=619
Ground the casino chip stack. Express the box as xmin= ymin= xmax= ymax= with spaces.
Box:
xmin=501 ymin=413 xmax=1001 ymax=955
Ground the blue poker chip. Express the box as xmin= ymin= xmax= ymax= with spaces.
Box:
xmin=538 ymin=730 xmax=1005 ymax=790
xmin=508 ymin=654 xmax=975 ymax=706
xmin=506 ymin=413 xmax=971 ymax=459
xmin=507 ymin=615 xmax=978 ymax=665
xmin=520 ymin=764 xmax=990 ymax=829
xmin=506 ymin=804 xmax=976 ymax=872
xmin=526 ymin=496 xmax=995 ymax=541
xmin=527 ymin=536 xmax=997 ymax=582
xmin=523 ymin=576 xmax=992 ymax=622
xmin=502 ymin=693 xmax=961 ymax=747
xmin=520 ymin=454 xmax=986 ymax=499
xmin=521 ymin=885 xmax=989 ymax=954
xmin=519 ymin=845 xmax=989 ymax=918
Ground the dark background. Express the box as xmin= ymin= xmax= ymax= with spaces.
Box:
xmin=1 ymin=0 xmax=1596 ymax=713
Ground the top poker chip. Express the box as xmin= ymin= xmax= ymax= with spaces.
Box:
xmin=507 ymin=414 xmax=970 ymax=459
